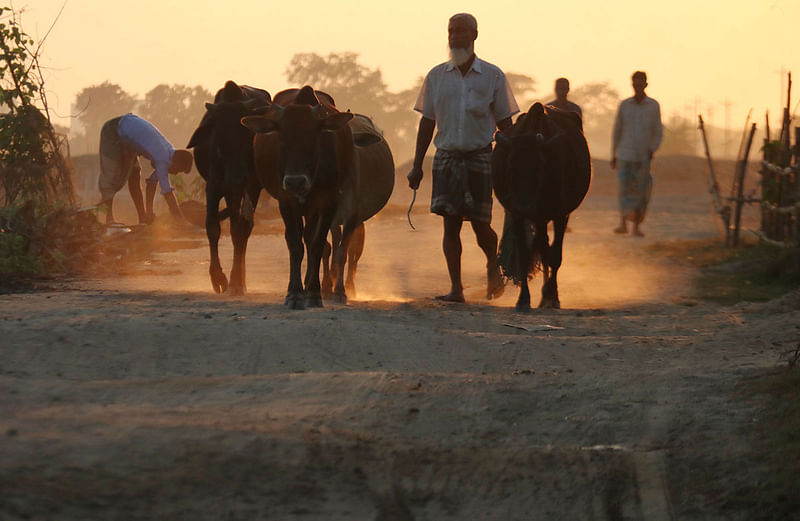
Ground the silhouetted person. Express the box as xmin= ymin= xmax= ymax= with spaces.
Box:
xmin=98 ymin=113 xmax=193 ymax=225
xmin=546 ymin=77 xmax=582 ymax=118
xmin=611 ymin=71 xmax=662 ymax=236
xmin=407 ymin=13 xmax=519 ymax=302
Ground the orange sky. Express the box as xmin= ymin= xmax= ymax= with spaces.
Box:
xmin=23 ymin=0 xmax=800 ymax=134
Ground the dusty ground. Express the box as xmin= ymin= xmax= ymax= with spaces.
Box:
xmin=1 ymin=162 xmax=797 ymax=520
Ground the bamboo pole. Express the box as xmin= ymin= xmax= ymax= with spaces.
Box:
xmin=732 ymin=123 xmax=757 ymax=247
xmin=698 ymin=115 xmax=731 ymax=243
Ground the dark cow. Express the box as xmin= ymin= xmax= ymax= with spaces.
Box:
xmin=186 ymin=81 xmax=271 ymax=295
xmin=492 ymin=102 xmax=591 ymax=310
xmin=241 ymin=85 xmax=392 ymax=309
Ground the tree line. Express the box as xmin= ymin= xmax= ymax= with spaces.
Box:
xmin=68 ymin=52 xmax=696 ymax=162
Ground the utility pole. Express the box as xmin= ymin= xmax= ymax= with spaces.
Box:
xmin=722 ymin=98 xmax=733 ymax=158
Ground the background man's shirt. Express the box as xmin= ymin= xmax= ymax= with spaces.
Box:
xmin=415 ymin=57 xmax=519 ymax=152
xmin=117 ymin=113 xmax=176 ymax=194
xmin=612 ymin=96 xmax=663 ymax=162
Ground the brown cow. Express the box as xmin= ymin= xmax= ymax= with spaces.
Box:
xmin=242 ymin=86 xmax=392 ymax=309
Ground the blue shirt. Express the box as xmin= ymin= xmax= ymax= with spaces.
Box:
xmin=117 ymin=114 xmax=175 ymax=194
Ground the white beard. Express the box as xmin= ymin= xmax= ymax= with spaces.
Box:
xmin=448 ymin=45 xmax=474 ymax=67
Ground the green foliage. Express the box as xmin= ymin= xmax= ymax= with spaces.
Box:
xmin=648 ymin=238 xmax=800 ymax=304
xmin=0 ymin=7 xmax=39 ymax=109
xmin=169 ymin=172 xmax=205 ymax=202
xmin=0 ymin=200 xmax=105 ymax=278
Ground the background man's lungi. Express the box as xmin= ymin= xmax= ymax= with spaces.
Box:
xmin=617 ymin=159 xmax=653 ymax=224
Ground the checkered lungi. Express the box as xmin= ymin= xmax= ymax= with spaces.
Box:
xmin=430 ymin=145 xmax=493 ymax=223
xmin=98 ymin=116 xmax=141 ymax=200
xmin=617 ymin=159 xmax=653 ymax=224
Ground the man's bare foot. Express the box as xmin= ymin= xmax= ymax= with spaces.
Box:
xmin=486 ymin=266 xmax=505 ymax=300
xmin=434 ymin=292 xmax=465 ymax=303
xmin=613 ymin=225 xmax=627 ymax=234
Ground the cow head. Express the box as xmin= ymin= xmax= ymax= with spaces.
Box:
xmin=494 ymin=103 xmax=565 ymax=215
xmin=241 ymin=86 xmax=355 ymax=202
xmin=187 ymin=92 xmax=270 ymax=181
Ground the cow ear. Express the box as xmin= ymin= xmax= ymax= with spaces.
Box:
xmin=353 ymin=132 xmax=381 ymax=147
xmin=241 ymin=115 xmax=279 ymax=134
xmin=205 ymin=102 xmax=216 ymax=111
xmin=321 ymin=112 xmax=353 ymax=131
xmin=187 ymin=124 xmax=212 ymax=149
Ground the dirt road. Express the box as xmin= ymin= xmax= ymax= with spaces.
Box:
xmin=1 ymin=191 xmax=796 ymax=520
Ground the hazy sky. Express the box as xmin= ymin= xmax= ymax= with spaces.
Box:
xmin=22 ymin=0 xmax=800 ymax=132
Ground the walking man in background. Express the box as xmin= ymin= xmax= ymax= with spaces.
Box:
xmin=546 ymin=77 xmax=582 ymax=119
xmin=407 ymin=12 xmax=519 ymax=302
xmin=611 ymin=71 xmax=662 ymax=236
xmin=98 ymin=113 xmax=193 ymax=225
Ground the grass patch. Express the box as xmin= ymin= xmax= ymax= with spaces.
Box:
xmin=740 ymin=366 xmax=800 ymax=516
xmin=648 ymin=237 xmax=800 ymax=304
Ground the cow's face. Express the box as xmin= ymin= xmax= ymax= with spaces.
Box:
xmin=242 ymin=105 xmax=353 ymax=202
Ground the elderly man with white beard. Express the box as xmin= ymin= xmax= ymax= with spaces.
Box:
xmin=407 ymin=13 xmax=519 ymax=303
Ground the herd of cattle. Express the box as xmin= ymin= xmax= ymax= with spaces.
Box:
xmin=186 ymin=81 xmax=591 ymax=311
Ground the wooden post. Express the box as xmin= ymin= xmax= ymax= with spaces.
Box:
xmin=698 ymin=115 xmax=731 ymax=244
xmin=732 ymin=123 xmax=757 ymax=247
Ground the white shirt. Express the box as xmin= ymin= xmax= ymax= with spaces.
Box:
xmin=118 ymin=113 xmax=175 ymax=193
xmin=415 ymin=57 xmax=519 ymax=152
xmin=612 ymin=96 xmax=663 ymax=162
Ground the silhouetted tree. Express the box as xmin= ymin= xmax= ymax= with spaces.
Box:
xmin=660 ymin=114 xmax=696 ymax=156
xmin=505 ymin=72 xmax=537 ymax=112
xmin=139 ymin=84 xmax=212 ymax=148
xmin=570 ymin=82 xmax=621 ymax=157
xmin=285 ymin=52 xmax=419 ymax=162
xmin=73 ymin=82 xmax=136 ymax=153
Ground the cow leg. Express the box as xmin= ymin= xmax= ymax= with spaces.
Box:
xmin=227 ymin=184 xmax=259 ymax=296
xmin=327 ymin=225 xmax=343 ymax=292
xmin=206 ymin=185 xmax=228 ymax=294
xmin=332 ymin=217 xmax=359 ymax=304
xmin=344 ymin=222 xmax=365 ymax=298
xmin=539 ymin=215 xmax=567 ymax=309
xmin=513 ymin=215 xmax=532 ymax=312
xmin=322 ymin=225 xmax=342 ymax=296
xmin=321 ymin=240 xmax=333 ymax=296
xmin=280 ymin=201 xmax=305 ymax=309
xmin=305 ymin=209 xmax=336 ymax=308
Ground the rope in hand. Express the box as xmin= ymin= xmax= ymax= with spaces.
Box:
xmin=407 ymin=188 xmax=417 ymax=230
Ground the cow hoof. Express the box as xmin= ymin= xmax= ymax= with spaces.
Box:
xmin=515 ymin=302 xmax=531 ymax=312
xmin=331 ymin=292 xmax=348 ymax=305
xmin=538 ymin=300 xmax=561 ymax=309
xmin=211 ymin=272 xmax=228 ymax=294
xmin=306 ymin=294 xmax=324 ymax=308
xmin=227 ymin=286 xmax=245 ymax=297
xmin=284 ymin=294 xmax=306 ymax=310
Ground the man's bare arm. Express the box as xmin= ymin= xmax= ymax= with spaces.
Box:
xmin=408 ymin=116 xmax=435 ymax=189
